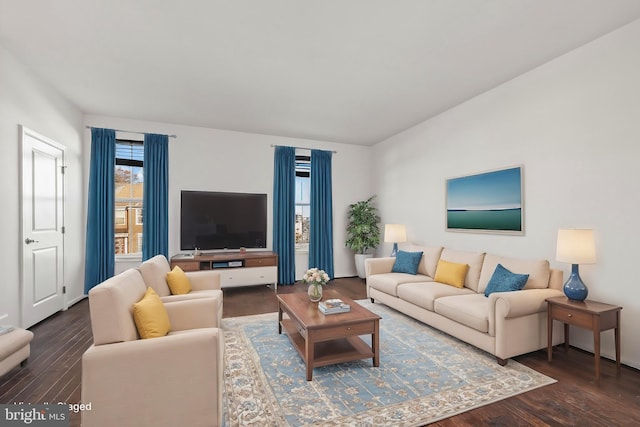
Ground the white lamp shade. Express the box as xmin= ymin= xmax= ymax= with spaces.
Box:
xmin=556 ymin=228 xmax=596 ymax=264
xmin=384 ymin=224 xmax=407 ymax=243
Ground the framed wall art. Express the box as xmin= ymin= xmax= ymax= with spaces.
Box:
xmin=446 ymin=166 xmax=523 ymax=235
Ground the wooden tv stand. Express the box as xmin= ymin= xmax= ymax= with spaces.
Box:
xmin=170 ymin=251 xmax=278 ymax=290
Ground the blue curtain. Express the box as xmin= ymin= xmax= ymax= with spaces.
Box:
xmin=309 ymin=149 xmax=334 ymax=279
xmin=142 ymin=133 xmax=169 ymax=260
xmin=84 ymin=128 xmax=116 ymax=293
xmin=273 ymin=146 xmax=296 ymax=285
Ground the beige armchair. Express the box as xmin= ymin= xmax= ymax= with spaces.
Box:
xmin=81 ymin=269 xmax=224 ymax=427
xmin=139 ymin=255 xmax=223 ymax=327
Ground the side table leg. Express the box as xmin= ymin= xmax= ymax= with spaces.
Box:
xmin=547 ymin=310 xmax=553 ymax=362
xmin=615 ymin=311 xmax=621 ymax=372
xmin=564 ymin=323 xmax=570 ymax=352
xmin=594 ymin=324 xmax=601 ymax=380
xmin=278 ymin=305 xmax=283 ymax=334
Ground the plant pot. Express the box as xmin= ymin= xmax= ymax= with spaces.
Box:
xmin=354 ymin=253 xmax=373 ymax=279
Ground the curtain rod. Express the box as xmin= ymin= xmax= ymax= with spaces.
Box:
xmin=270 ymin=144 xmax=337 ymax=154
xmin=85 ymin=126 xmax=177 ymax=139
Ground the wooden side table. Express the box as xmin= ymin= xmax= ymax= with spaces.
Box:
xmin=546 ymin=296 xmax=622 ymax=380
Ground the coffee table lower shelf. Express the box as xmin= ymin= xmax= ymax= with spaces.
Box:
xmin=280 ymin=318 xmax=376 ymax=379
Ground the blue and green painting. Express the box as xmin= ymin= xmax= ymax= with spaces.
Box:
xmin=446 ymin=167 xmax=522 ymax=232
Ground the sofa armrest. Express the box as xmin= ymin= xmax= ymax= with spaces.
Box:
xmin=490 ymin=288 xmax=565 ymax=318
xmin=83 ymin=328 xmax=222 ymax=365
xmin=185 ymin=270 xmax=221 ymax=291
xmin=487 ymin=288 xmax=564 ymax=336
xmin=164 ymin=298 xmax=220 ymax=330
xmin=365 ymin=257 xmax=396 ymax=277
xmin=82 ymin=329 xmax=223 ymax=427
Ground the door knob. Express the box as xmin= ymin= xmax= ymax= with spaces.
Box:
xmin=25 ymin=238 xmax=39 ymax=244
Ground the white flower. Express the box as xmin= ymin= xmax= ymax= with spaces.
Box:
xmin=304 ymin=268 xmax=329 ymax=285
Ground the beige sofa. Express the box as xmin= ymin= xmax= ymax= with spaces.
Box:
xmin=82 ymin=268 xmax=224 ymax=427
xmin=365 ymin=245 xmax=565 ymax=365
xmin=139 ymin=255 xmax=223 ymax=327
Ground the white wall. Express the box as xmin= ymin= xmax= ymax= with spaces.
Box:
xmin=0 ymin=45 xmax=85 ymax=327
xmin=373 ymin=19 xmax=640 ymax=368
xmin=84 ymin=115 xmax=373 ymax=279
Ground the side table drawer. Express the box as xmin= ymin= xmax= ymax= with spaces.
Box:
xmin=552 ymin=306 xmax=592 ymax=328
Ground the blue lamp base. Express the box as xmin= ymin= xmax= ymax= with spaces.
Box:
xmin=390 ymin=242 xmax=399 ymax=257
xmin=563 ymin=264 xmax=588 ymax=301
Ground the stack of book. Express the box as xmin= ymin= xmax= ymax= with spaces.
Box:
xmin=318 ymin=298 xmax=351 ymax=315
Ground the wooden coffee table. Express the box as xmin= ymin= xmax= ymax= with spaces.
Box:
xmin=277 ymin=289 xmax=381 ymax=381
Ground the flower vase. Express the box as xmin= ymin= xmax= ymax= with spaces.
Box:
xmin=307 ymin=283 xmax=323 ymax=302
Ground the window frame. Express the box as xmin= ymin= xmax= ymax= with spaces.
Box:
xmin=295 ymin=154 xmax=311 ymax=252
xmin=115 ymin=138 xmax=144 ymax=259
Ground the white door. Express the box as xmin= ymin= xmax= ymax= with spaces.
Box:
xmin=21 ymin=126 xmax=65 ymax=328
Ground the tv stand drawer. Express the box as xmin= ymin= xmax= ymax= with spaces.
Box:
xmin=245 ymin=256 xmax=277 ymax=267
xmin=219 ymin=266 xmax=277 ymax=288
xmin=172 ymin=261 xmax=200 ymax=272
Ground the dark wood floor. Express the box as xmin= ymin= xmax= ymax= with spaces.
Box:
xmin=2 ymin=277 xmax=639 ymax=426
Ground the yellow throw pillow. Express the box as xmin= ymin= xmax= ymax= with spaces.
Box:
xmin=434 ymin=259 xmax=469 ymax=288
xmin=133 ymin=287 xmax=171 ymax=339
xmin=166 ymin=266 xmax=192 ymax=295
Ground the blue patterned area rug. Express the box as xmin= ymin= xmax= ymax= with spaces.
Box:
xmin=222 ymin=300 xmax=555 ymax=426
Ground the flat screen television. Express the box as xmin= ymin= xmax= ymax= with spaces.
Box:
xmin=180 ymin=190 xmax=267 ymax=251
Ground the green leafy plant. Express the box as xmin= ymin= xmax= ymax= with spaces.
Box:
xmin=345 ymin=196 xmax=381 ymax=254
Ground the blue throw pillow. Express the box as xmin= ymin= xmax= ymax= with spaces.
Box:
xmin=484 ymin=264 xmax=529 ymax=297
xmin=391 ymin=250 xmax=423 ymax=275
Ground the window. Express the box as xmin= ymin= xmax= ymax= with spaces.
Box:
xmin=135 ymin=208 xmax=143 ymax=225
xmin=295 ymin=154 xmax=310 ymax=250
xmin=115 ymin=139 xmax=144 ymax=256
xmin=115 ymin=208 xmax=127 ymax=226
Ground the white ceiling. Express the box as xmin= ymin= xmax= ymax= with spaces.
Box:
xmin=2 ymin=1 xmax=640 ymax=145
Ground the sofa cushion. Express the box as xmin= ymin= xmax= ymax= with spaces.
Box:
xmin=397 ymin=282 xmax=475 ymax=311
xmin=434 ymin=294 xmax=490 ymax=333
xmin=368 ymin=273 xmax=432 ymax=297
xmin=434 ymin=259 xmax=469 ymax=288
xmin=133 ymin=287 xmax=172 ymax=339
xmin=391 ymin=250 xmax=423 ymax=274
xmin=439 ymin=248 xmax=486 ymax=292
xmin=478 ymin=254 xmax=551 ymax=294
xmin=166 ymin=266 xmax=192 ymax=295
xmin=88 ymin=269 xmax=147 ymax=345
xmin=484 ymin=264 xmax=529 ymax=296
xmin=138 ymin=255 xmax=172 ymax=297
xmin=406 ymin=244 xmax=443 ymax=277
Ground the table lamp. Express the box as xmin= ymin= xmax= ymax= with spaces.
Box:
xmin=556 ymin=228 xmax=596 ymax=301
xmin=384 ymin=224 xmax=407 ymax=257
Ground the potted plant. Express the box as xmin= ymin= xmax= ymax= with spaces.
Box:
xmin=345 ymin=196 xmax=381 ymax=278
